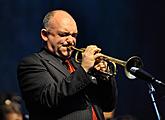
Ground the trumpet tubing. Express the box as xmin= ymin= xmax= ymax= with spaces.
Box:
xmin=98 ymin=54 xmax=126 ymax=67
xmin=68 ymin=46 xmax=84 ymax=52
xmin=68 ymin=46 xmax=143 ymax=79
xmin=69 ymin=46 xmax=125 ymax=66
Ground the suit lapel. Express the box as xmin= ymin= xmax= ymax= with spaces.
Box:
xmin=37 ymin=49 xmax=70 ymax=76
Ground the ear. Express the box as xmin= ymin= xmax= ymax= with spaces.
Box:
xmin=41 ymin=28 xmax=48 ymax=42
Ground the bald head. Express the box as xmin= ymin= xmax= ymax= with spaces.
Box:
xmin=42 ymin=10 xmax=77 ymax=30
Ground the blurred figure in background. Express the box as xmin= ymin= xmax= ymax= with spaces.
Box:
xmin=0 ymin=93 xmax=23 ymax=120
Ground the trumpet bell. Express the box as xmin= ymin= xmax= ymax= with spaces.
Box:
xmin=125 ymin=56 xmax=143 ymax=79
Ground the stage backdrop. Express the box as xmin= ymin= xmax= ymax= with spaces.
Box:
xmin=0 ymin=0 xmax=164 ymax=119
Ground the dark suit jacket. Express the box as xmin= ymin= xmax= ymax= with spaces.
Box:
xmin=17 ymin=48 xmax=117 ymax=120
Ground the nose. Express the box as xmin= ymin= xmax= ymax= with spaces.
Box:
xmin=66 ymin=35 xmax=76 ymax=45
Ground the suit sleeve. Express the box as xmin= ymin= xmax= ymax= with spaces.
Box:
xmin=85 ymin=70 xmax=118 ymax=112
xmin=96 ymin=76 xmax=117 ymax=112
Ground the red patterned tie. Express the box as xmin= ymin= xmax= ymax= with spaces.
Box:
xmin=65 ymin=60 xmax=97 ymax=120
xmin=92 ymin=105 xmax=98 ymax=120
xmin=65 ymin=60 xmax=75 ymax=73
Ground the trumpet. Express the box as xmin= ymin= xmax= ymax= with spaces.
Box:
xmin=68 ymin=46 xmax=143 ymax=79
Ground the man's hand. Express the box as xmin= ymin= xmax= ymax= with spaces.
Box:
xmin=81 ymin=45 xmax=102 ymax=72
xmin=94 ymin=59 xmax=109 ymax=73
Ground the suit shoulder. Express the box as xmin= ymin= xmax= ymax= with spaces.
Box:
xmin=18 ymin=53 xmax=41 ymax=65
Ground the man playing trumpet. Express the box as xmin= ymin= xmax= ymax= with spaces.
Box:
xmin=17 ymin=9 xmax=117 ymax=120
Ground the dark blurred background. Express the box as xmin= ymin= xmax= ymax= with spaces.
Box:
xmin=0 ymin=0 xmax=164 ymax=120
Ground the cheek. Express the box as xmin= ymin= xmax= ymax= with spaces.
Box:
xmin=55 ymin=38 xmax=67 ymax=51
xmin=49 ymin=37 xmax=63 ymax=47
xmin=55 ymin=37 xmax=66 ymax=45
